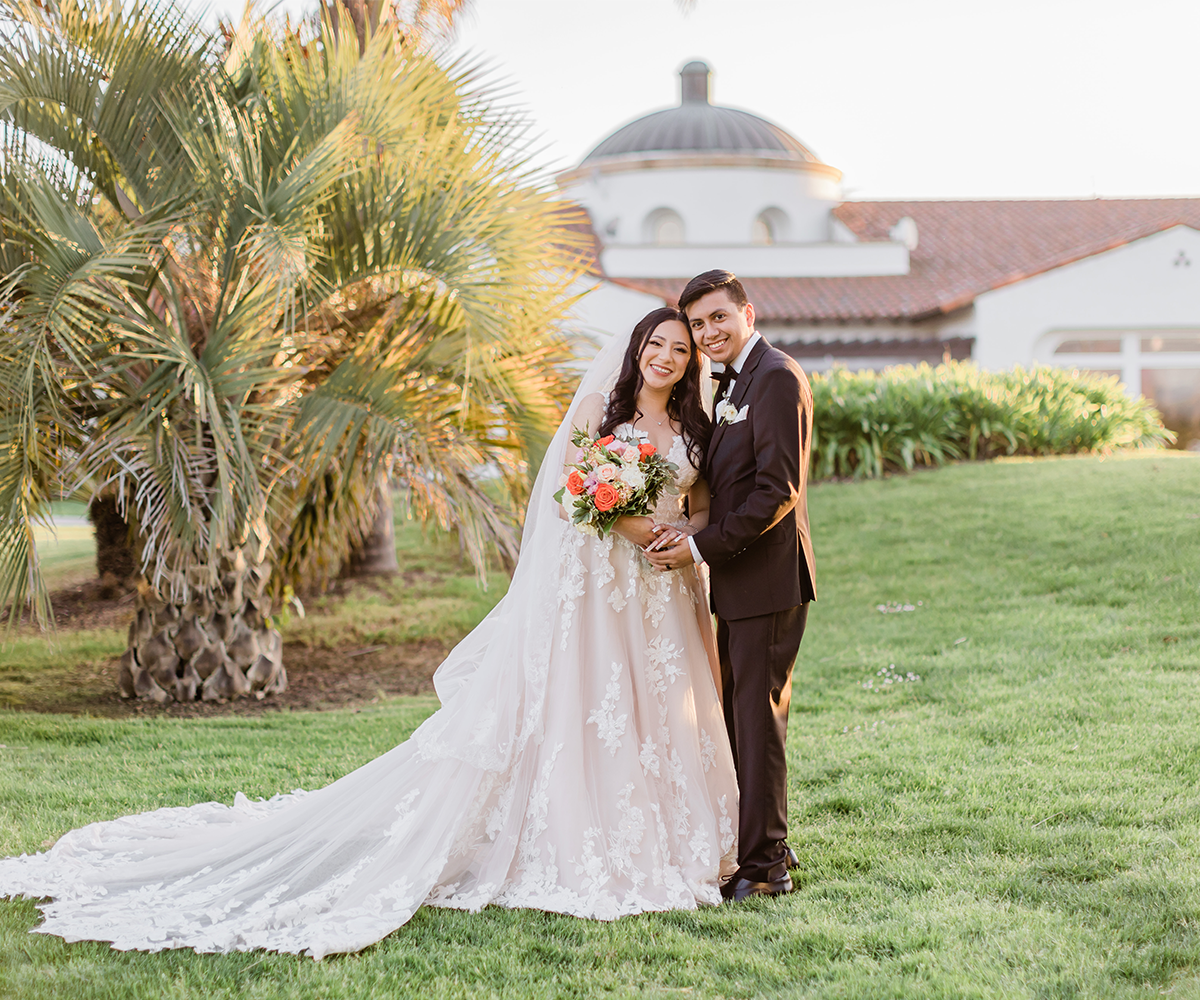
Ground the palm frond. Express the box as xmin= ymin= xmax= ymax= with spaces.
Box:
xmin=0 ymin=0 xmax=215 ymax=214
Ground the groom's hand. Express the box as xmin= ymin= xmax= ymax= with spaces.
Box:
xmin=645 ymin=537 xmax=695 ymax=571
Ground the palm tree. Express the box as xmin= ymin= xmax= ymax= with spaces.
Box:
xmin=0 ymin=0 xmax=587 ymax=701
xmin=66 ymin=0 xmax=474 ymax=591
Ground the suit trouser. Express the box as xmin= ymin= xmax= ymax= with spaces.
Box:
xmin=717 ymin=603 xmax=809 ymax=883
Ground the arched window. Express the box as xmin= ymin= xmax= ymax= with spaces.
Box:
xmin=752 ymin=207 xmax=790 ymax=245
xmin=644 ymin=208 xmax=685 ymax=246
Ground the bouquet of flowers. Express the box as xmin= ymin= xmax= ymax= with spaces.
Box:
xmin=554 ymin=428 xmax=678 ymax=537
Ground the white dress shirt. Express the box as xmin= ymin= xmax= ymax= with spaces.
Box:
xmin=687 ymin=332 xmax=761 ymax=566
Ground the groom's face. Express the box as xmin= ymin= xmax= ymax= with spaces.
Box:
xmin=685 ymin=289 xmax=756 ymax=367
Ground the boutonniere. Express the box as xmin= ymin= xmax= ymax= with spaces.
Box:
xmin=715 ymin=400 xmax=749 ymax=426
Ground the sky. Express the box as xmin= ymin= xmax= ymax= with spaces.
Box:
xmin=208 ymin=0 xmax=1200 ymax=201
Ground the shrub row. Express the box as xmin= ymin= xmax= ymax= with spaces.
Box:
xmin=809 ymin=362 xmax=1174 ymax=480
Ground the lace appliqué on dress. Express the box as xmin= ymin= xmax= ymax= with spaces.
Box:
xmin=587 ymin=662 xmax=629 ymax=755
xmin=556 ymin=529 xmax=587 ymax=650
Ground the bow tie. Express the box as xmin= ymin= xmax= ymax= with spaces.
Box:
xmin=711 ymin=367 xmax=736 ymax=400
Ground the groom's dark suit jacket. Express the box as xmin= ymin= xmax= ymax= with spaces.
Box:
xmin=693 ymin=337 xmax=817 ymax=620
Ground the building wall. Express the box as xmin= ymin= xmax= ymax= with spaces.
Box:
xmin=599 ymin=241 xmax=909 ymax=279
xmin=573 ymin=213 xmax=1200 ymax=440
xmin=568 ymin=277 xmax=669 ymax=344
xmin=561 ymin=163 xmax=842 ymax=247
xmin=974 ymin=225 xmax=1200 ymax=445
xmin=974 ymin=226 xmax=1200 ymax=370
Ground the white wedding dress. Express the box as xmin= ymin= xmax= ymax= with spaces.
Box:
xmin=0 ymin=336 xmax=738 ymax=960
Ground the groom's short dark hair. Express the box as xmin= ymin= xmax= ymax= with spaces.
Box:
xmin=678 ymin=270 xmax=748 ymax=314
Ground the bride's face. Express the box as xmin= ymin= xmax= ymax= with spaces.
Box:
xmin=638 ymin=320 xmax=693 ymax=393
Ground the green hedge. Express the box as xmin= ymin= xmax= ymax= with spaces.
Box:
xmin=810 ymin=362 xmax=1174 ymax=480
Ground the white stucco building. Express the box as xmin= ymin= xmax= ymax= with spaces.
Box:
xmin=561 ymin=61 xmax=1200 ymax=446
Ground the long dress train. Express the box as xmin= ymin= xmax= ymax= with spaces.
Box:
xmin=0 ymin=427 xmax=737 ymax=959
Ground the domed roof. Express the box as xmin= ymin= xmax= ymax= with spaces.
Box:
xmin=581 ymin=61 xmax=820 ymax=165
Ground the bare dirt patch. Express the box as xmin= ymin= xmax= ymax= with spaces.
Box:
xmin=12 ymin=639 xmax=448 ymax=718
xmin=6 ymin=583 xmax=449 ymax=718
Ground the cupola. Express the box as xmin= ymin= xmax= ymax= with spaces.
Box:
xmin=579 ymin=60 xmax=823 ymax=167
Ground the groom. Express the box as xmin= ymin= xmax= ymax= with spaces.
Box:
xmin=647 ymin=269 xmax=816 ymax=901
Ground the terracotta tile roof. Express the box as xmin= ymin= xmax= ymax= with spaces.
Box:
xmin=610 ymin=198 xmax=1200 ymax=322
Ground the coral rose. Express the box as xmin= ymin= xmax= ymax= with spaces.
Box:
xmin=566 ymin=470 xmax=586 ymax=496
xmin=593 ymin=482 xmax=620 ymax=512
xmin=638 ymin=442 xmax=657 ymax=460
xmin=596 ymin=434 xmax=615 ymax=447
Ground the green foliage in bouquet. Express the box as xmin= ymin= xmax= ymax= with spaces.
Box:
xmin=553 ymin=428 xmax=678 ymax=537
xmin=810 ymin=361 xmax=1174 ymax=480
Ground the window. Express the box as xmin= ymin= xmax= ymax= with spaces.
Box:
xmin=751 ymin=207 xmax=789 ymax=246
xmin=1043 ymin=330 xmax=1200 ymax=448
xmin=1053 ymin=339 xmax=1121 ymax=354
xmin=643 ymin=208 xmax=684 ymax=246
xmin=1141 ymin=334 xmax=1200 ymax=352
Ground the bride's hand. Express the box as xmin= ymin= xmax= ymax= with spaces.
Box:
xmin=644 ymin=522 xmax=696 ymax=551
xmin=612 ymin=515 xmax=660 ymax=548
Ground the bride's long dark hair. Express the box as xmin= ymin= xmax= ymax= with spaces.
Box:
xmin=597 ymin=307 xmax=712 ymax=469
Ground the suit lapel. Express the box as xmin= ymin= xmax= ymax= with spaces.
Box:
xmin=729 ymin=340 xmax=767 ymax=409
xmin=707 ymin=337 xmax=770 ymax=468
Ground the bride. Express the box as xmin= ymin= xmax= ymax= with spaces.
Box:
xmin=0 ymin=307 xmax=738 ymax=959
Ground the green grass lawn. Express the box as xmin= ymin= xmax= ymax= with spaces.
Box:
xmin=2 ymin=452 xmax=1199 ymax=999
xmin=284 ymin=514 xmax=511 ymax=650
xmin=31 ymin=526 xmax=96 ymax=592
xmin=0 ymin=518 xmax=119 ymax=708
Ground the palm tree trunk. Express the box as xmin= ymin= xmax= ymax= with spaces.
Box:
xmin=344 ymin=476 xmax=399 ymax=578
xmin=88 ymin=495 xmax=137 ymax=588
xmin=117 ymin=549 xmax=288 ymax=702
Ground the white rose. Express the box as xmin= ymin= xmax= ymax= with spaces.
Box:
xmin=619 ymin=464 xmax=646 ymax=491
xmin=716 ymin=400 xmax=750 ymax=425
xmin=596 ymin=463 xmax=618 ymax=482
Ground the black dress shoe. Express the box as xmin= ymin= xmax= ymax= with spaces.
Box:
xmin=784 ymin=843 xmax=800 ymax=869
xmin=720 ymin=873 xmax=794 ymax=902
